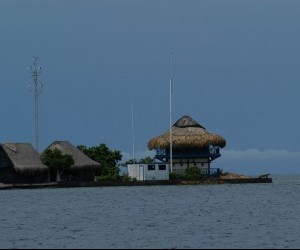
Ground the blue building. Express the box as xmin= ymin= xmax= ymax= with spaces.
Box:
xmin=148 ymin=115 xmax=226 ymax=175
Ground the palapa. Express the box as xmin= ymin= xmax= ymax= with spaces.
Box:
xmin=148 ymin=115 xmax=226 ymax=150
xmin=0 ymin=143 xmax=48 ymax=173
xmin=44 ymin=141 xmax=101 ymax=170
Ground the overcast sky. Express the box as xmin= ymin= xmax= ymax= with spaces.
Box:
xmin=1 ymin=0 xmax=300 ymax=175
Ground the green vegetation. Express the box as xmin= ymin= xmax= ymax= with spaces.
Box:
xmin=95 ymin=173 xmax=135 ymax=182
xmin=77 ymin=143 xmax=122 ymax=176
xmin=41 ymin=148 xmax=74 ymax=171
xmin=41 ymin=148 xmax=75 ymax=181
xmin=169 ymin=167 xmax=202 ymax=180
xmin=169 ymin=167 xmax=223 ymax=180
xmin=121 ymin=156 xmax=154 ymax=166
xmin=138 ymin=156 xmax=154 ymax=164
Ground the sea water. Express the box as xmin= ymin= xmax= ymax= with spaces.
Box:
xmin=0 ymin=175 xmax=299 ymax=249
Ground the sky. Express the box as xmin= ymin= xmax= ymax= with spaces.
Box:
xmin=1 ymin=0 xmax=300 ymax=175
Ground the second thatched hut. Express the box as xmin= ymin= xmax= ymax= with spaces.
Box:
xmin=42 ymin=141 xmax=101 ymax=182
xmin=148 ymin=115 xmax=226 ymax=175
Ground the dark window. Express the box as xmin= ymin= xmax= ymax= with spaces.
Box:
xmin=148 ymin=165 xmax=155 ymax=171
xmin=159 ymin=165 xmax=166 ymax=170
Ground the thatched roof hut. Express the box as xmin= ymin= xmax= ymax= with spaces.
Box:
xmin=45 ymin=141 xmax=101 ymax=171
xmin=0 ymin=143 xmax=49 ymax=184
xmin=148 ymin=115 xmax=226 ymax=150
xmin=0 ymin=143 xmax=48 ymax=173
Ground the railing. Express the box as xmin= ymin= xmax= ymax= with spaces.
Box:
xmin=199 ymin=168 xmax=220 ymax=176
xmin=155 ymin=147 xmax=220 ymax=159
xmin=155 ymin=153 xmax=221 ymax=162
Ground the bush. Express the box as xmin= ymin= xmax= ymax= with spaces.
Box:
xmin=41 ymin=148 xmax=74 ymax=171
xmin=169 ymin=167 xmax=201 ymax=180
xmin=169 ymin=172 xmax=187 ymax=180
xmin=185 ymin=167 xmax=201 ymax=179
xmin=95 ymin=174 xmax=121 ymax=182
xmin=120 ymin=174 xmax=135 ymax=182
xmin=95 ymin=173 xmax=139 ymax=182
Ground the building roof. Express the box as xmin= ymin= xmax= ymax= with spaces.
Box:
xmin=0 ymin=143 xmax=48 ymax=173
xmin=148 ymin=115 xmax=226 ymax=150
xmin=44 ymin=141 xmax=101 ymax=170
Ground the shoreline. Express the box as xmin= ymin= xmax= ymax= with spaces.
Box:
xmin=0 ymin=176 xmax=272 ymax=190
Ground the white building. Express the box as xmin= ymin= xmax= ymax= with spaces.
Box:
xmin=127 ymin=163 xmax=170 ymax=181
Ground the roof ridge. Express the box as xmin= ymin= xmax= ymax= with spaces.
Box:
xmin=173 ymin=115 xmax=206 ymax=129
xmin=3 ymin=143 xmax=17 ymax=153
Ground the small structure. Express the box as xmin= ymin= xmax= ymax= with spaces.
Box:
xmin=148 ymin=115 xmax=226 ymax=175
xmin=0 ymin=143 xmax=48 ymax=183
xmin=127 ymin=163 xmax=170 ymax=181
xmin=43 ymin=141 xmax=101 ymax=182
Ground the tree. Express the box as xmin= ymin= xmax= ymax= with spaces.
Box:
xmin=138 ymin=156 xmax=154 ymax=164
xmin=41 ymin=148 xmax=74 ymax=181
xmin=77 ymin=144 xmax=122 ymax=176
xmin=119 ymin=156 xmax=154 ymax=166
xmin=41 ymin=148 xmax=74 ymax=171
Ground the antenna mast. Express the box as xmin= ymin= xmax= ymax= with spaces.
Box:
xmin=28 ymin=57 xmax=44 ymax=151
xmin=169 ymin=53 xmax=173 ymax=173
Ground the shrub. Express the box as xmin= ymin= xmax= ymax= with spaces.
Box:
xmin=169 ymin=172 xmax=186 ymax=180
xmin=41 ymin=148 xmax=74 ymax=171
xmin=95 ymin=174 xmax=121 ymax=182
xmin=169 ymin=167 xmax=201 ymax=180
xmin=185 ymin=167 xmax=201 ymax=179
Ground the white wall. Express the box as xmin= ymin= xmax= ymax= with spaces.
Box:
xmin=127 ymin=164 xmax=170 ymax=181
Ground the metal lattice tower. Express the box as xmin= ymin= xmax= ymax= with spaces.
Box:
xmin=28 ymin=57 xmax=44 ymax=151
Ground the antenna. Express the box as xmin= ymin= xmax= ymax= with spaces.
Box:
xmin=169 ymin=52 xmax=173 ymax=173
xmin=28 ymin=57 xmax=44 ymax=151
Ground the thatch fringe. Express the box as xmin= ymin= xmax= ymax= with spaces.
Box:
xmin=148 ymin=115 xmax=226 ymax=150
xmin=44 ymin=141 xmax=101 ymax=171
xmin=1 ymin=143 xmax=48 ymax=173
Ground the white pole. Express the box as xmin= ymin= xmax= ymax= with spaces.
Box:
xmin=131 ymin=103 xmax=135 ymax=165
xmin=169 ymin=53 xmax=173 ymax=173
xmin=33 ymin=69 xmax=39 ymax=151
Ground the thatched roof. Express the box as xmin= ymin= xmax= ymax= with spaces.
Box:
xmin=148 ymin=115 xmax=226 ymax=150
xmin=45 ymin=141 xmax=101 ymax=170
xmin=0 ymin=143 xmax=48 ymax=173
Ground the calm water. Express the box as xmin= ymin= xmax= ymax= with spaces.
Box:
xmin=0 ymin=175 xmax=299 ymax=249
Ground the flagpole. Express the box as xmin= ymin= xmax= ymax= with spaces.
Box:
xmin=131 ymin=103 xmax=135 ymax=165
xmin=169 ymin=53 xmax=173 ymax=173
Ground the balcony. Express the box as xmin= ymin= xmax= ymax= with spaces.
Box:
xmin=155 ymin=147 xmax=221 ymax=162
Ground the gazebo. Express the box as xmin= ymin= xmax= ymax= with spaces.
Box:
xmin=148 ymin=115 xmax=226 ymax=175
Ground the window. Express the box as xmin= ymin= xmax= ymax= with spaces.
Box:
xmin=159 ymin=165 xmax=166 ymax=170
xmin=148 ymin=165 xmax=155 ymax=171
